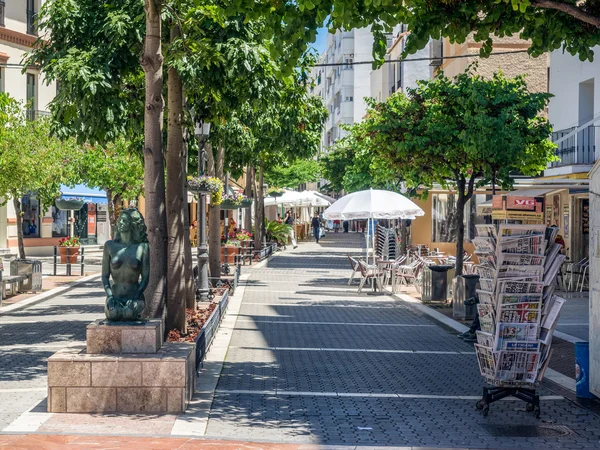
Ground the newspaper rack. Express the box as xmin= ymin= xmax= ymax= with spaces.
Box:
xmin=472 ymin=224 xmax=566 ymax=418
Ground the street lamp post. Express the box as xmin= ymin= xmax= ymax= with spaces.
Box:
xmin=194 ymin=119 xmax=211 ymax=302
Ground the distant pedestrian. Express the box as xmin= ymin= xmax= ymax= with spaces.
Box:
xmin=343 ymin=220 xmax=349 ymax=233
xmin=312 ymin=212 xmax=321 ymax=243
xmin=284 ymin=211 xmax=298 ymax=248
xmin=333 ymin=219 xmax=340 ymax=233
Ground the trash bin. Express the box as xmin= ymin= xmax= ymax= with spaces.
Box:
xmin=10 ymin=259 xmax=42 ymax=293
xmin=422 ymin=265 xmax=454 ymax=301
xmin=453 ymin=274 xmax=480 ymax=320
xmin=575 ymin=342 xmax=596 ymax=399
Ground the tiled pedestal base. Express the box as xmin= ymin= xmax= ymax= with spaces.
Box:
xmin=47 ymin=320 xmax=195 ymax=413
xmin=47 ymin=343 xmax=195 ymax=413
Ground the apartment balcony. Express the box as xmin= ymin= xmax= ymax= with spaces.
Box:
xmin=26 ymin=110 xmax=50 ymax=121
xmin=547 ymin=125 xmax=598 ymax=174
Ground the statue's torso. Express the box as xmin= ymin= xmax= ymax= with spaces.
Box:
xmin=107 ymin=241 xmax=146 ymax=300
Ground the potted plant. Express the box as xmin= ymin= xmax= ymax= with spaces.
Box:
xmin=187 ymin=176 xmax=223 ymax=205
xmin=58 ymin=236 xmax=81 ymax=264
xmin=267 ymin=187 xmax=285 ymax=198
xmin=55 ymin=196 xmax=85 ymax=211
xmin=221 ymin=239 xmax=240 ymax=264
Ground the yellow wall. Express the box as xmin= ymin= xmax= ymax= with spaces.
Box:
xmin=410 ymin=194 xmax=475 ymax=258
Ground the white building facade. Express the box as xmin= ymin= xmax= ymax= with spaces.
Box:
xmin=370 ymin=28 xmax=434 ymax=102
xmin=0 ymin=1 xmax=111 ymax=255
xmin=310 ymin=27 xmax=374 ymax=151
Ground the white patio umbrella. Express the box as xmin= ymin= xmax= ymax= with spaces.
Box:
xmin=263 ymin=190 xmax=306 ymax=207
xmin=299 ymin=190 xmax=332 ymax=207
xmin=322 ymin=189 xmax=424 ymax=263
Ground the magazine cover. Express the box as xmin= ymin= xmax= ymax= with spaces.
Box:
xmin=497 ymin=304 xmax=540 ymax=324
xmin=494 ymin=323 xmax=539 ymax=351
xmin=495 ymin=351 xmax=540 ymax=383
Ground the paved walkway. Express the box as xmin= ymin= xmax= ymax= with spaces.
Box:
xmin=203 ymin=233 xmax=600 ymax=448
xmin=0 ymin=233 xmax=599 ymax=449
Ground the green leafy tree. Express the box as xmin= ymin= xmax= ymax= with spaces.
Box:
xmin=0 ymin=93 xmax=80 ymax=258
xmin=78 ymin=139 xmax=144 ymax=237
xmin=265 ymin=159 xmax=322 ymax=189
xmin=360 ymin=69 xmax=556 ymax=274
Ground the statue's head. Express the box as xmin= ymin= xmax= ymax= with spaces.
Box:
xmin=115 ymin=208 xmax=148 ymax=244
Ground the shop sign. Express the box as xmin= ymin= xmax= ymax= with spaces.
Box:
xmin=506 ymin=196 xmax=537 ymax=211
xmin=492 ymin=210 xmax=544 ymax=221
xmin=492 ymin=195 xmax=504 ymax=210
xmin=582 ymin=199 xmax=589 ymax=234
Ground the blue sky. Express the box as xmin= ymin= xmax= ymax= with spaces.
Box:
xmin=311 ymin=27 xmax=328 ymax=55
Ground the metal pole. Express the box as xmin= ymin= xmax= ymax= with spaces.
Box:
xmin=196 ymin=137 xmax=210 ymax=303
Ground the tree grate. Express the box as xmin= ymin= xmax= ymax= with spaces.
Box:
xmin=482 ymin=424 xmax=575 ymax=438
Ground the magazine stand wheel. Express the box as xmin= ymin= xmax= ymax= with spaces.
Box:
xmin=477 ymin=387 xmax=540 ymax=418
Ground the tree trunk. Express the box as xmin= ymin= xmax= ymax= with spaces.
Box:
xmin=13 ymin=197 xmax=25 ymax=259
xmin=182 ymin=128 xmax=195 ymax=310
xmin=254 ymin=163 xmax=265 ymax=250
xmin=244 ymin=165 xmax=253 ymax=233
xmin=165 ymin=23 xmax=186 ymax=333
xmin=208 ymin=144 xmax=225 ymax=279
xmin=106 ymin=190 xmax=117 ymax=240
xmin=141 ymin=0 xmax=168 ymax=321
xmin=455 ymin=179 xmax=466 ymax=277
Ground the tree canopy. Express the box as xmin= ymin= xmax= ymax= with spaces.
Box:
xmin=354 ymin=68 xmax=556 ymax=273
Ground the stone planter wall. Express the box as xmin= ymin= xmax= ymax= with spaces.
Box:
xmin=193 ymin=290 xmax=229 ymax=371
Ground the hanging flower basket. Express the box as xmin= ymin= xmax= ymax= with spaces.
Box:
xmin=187 ymin=176 xmax=223 ymax=195
xmin=268 ymin=188 xmax=285 ymax=198
xmin=219 ymin=193 xmax=252 ymax=210
xmin=55 ymin=198 xmax=85 ymax=211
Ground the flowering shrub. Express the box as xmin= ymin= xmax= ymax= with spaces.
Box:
xmin=236 ymin=230 xmax=252 ymax=241
xmin=59 ymin=236 xmax=80 ymax=247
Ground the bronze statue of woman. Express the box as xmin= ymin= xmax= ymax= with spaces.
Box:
xmin=101 ymin=208 xmax=150 ymax=321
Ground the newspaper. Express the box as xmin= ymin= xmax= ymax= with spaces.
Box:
xmin=543 ymin=254 xmax=566 ymax=286
xmin=541 ymin=296 xmax=565 ymax=331
xmin=497 ymin=265 xmax=544 ymax=280
xmin=479 ymin=278 xmax=495 ymax=292
xmin=495 ymin=351 xmax=540 ymax=383
xmin=498 ymin=292 xmax=543 ymax=305
xmin=498 ymin=253 xmax=545 ymax=267
xmin=497 ymin=304 xmax=540 ymax=324
xmin=475 ymin=344 xmax=496 ymax=378
xmin=544 ymin=243 xmax=563 ymax=273
xmin=473 ymin=237 xmax=496 ymax=253
xmin=476 ymin=289 xmax=495 ymax=305
xmin=476 ymin=331 xmax=495 ymax=347
xmin=497 ymin=235 xmax=546 ymax=255
xmin=498 ymin=224 xmax=546 ymax=237
xmin=494 ymin=323 xmax=539 ymax=351
xmin=498 ymin=280 xmax=544 ymax=294
xmin=476 ymin=224 xmax=497 ymax=239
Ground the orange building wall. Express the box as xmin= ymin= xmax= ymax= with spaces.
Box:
xmin=410 ymin=194 xmax=475 ymax=258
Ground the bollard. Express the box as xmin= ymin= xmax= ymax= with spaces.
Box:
xmin=575 ymin=342 xmax=596 ymax=399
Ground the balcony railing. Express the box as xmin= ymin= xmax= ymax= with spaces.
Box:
xmin=550 ymin=125 xmax=598 ymax=168
xmin=26 ymin=110 xmax=50 ymax=121
xmin=0 ymin=1 xmax=5 ymax=27
xmin=27 ymin=8 xmax=37 ymax=35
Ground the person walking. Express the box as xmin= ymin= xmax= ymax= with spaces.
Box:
xmin=311 ymin=212 xmax=321 ymax=243
xmin=284 ymin=211 xmax=298 ymax=249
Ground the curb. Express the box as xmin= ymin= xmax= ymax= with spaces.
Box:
xmin=0 ymin=273 xmax=102 ymax=316
xmin=392 ymin=291 xmax=577 ymax=393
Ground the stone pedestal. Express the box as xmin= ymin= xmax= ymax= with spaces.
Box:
xmin=47 ymin=321 xmax=195 ymax=413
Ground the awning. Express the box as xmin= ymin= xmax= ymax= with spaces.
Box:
xmin=60 ymin=184 xmax=108 ymax=204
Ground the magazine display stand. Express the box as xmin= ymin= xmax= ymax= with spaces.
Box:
xmin=472 ymin=224 xmax=566 ymax=418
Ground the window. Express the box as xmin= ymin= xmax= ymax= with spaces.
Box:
xmin=0 ymin=68 xmax=3 ymax=93
xmin=432 ymin=193 xmax=491 ymax=243
xmin=397 ymin=62 xmax=402 ymax=89
xmin=51 ymin=206 xmax=68 ymax=237
xmin=27 ymin=0 xmax=37 ymax=35
xmin=0 ymin=1 xmax=5 ymax=27
xmin=26 ymin=73 xmax=36 ymax=120
xmin=432 ymin=194 xmax=457 ymax=243
xmin=21 ymin=195 xmax=41 ymax=238
xmin=343 ymin=57 xmax=353 ymax=69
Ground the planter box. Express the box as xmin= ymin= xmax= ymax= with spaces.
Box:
xmin=59 ymin=246 xmax=80 ymax=264
xmin=220 ymin=245 xmax=240 ymax=264
xmin=193 ymin=290 xmax=229 ymax=371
